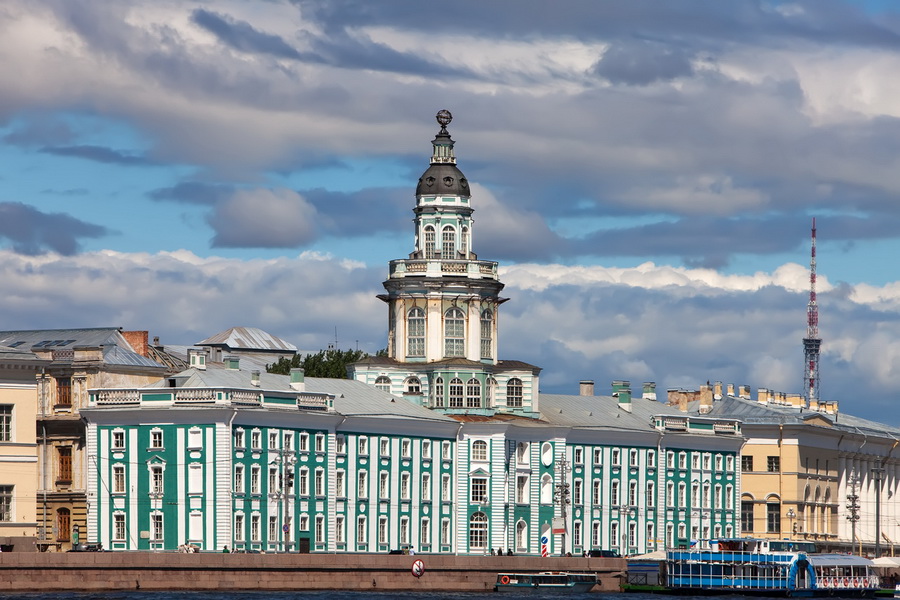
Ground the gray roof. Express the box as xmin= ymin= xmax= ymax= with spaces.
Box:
xmin=0 ymin=328 xmax=165 ymax=369
xmin=539 ymin=392 xmax=684 ymax=432
xmin=196 ymin=327 xmax=297 ymax=353
xmin=703 ymin=395 xmax=900 ymax=438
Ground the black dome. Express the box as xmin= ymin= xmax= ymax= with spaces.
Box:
xmin=416 ymin=163 xmax=470 ymax=197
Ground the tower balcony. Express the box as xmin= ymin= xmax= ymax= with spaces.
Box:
xmin=387 ymin=258 xmax=500 ymax=280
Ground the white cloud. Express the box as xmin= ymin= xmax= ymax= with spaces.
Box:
xmin=208 ymin=188 xmax=321 ymax=248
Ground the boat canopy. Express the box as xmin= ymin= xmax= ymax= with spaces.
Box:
xmin=807 ymin=554 xmax=874 ymax=568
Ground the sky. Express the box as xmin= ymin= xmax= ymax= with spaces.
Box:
xmin=3 ymin=0 xmax=900 ymax=423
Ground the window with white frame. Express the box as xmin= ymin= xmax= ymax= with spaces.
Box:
xmin=691 ymin=481 xmax=699 ymax=506
xmin=703 ymin=453 xmax=711 ymax=470
xmin=574 ymin=447 xmax=583 ymax=465
xmin=715 ymin=454 xmax=723 ymax=471
xmin=151 ymin=429 xmax=163 ymax=449
xmin=443 ymin=308 xmax=465 ymax=357
xmin=666 ymin=481 xmax=674 ymax=507
xmin=405 ymin=376 xmax=421 ymax=394
xmin=517 ymin=442 xmax=529 ymax=464
xmin=517 ymin=475 xmax=529 ymax=504
xmin=420 ymin=517 xmax=430 ymax=547
xmin=315 ymin=433 xmax=325 ymax=453
xmin=678 ymin=482 xmax=686 ymax=506
xmin=594 ymin=447 xmax=603 ymax=465
xmin=592 ymin=522 xmax=601 ymax=547
xmin=703 ymin=482 xmax=711 ymax=508
xmin=441 ymin=518 xmax=451 ymax=545
xmin=468 ymin=512 xmax=486 ymax=549
xmin=188 ymin=427 xmax=202 ymax=449
xmin=283 ymin=433 xmax=293 ymax=451
xmin=400 ymin=516 xmax=409 ymax=545
xmin=269 ymin=431 xmax=278 ymax=449
xmin=357 ymin=516 xmax=367 ymax=544
xmin=573 ymin=521 xmax=582 ymax=546
xmin=480 ymin=310 xmax=493 ymax=359
xmin=315 ymin=468 xmax=324 ymax=496
xmin=692 ymin=453 xmax=700 ymax=469
xmin=593 ymin=480 xmax=602 ymax=505
xmin=234 ymin=465 xmax=244 ymax=493
xmin=401 ymin=439 xmax=411 ymax=458
xmin=380 ymin=438 xmax=389 ymax=456
xmin=357 ymin=436 xmax=368 ymax=455
xmin=251 ymin=465 xmax=260 ymax=495
xmin=471 ymin=440 xmax=488 ymax=461
xmin=678 ymin=451 xmax=687 ymax=469
xmin=610 ymin=521 xmax=619 ymax=547
xmin=299 ymin=514 xmax=308 ymax=531
xmin=448 ymin=378 xmax=464 ymax=407
xmin=434 ymin=377 xmax=444 ymax=407
xmin=715 ymin=484 xmax=723 ymax=509
xmin=336 ymin=471 xmax=345 ymax=497
xmin=358 ymin=472 xmax=368 ymax=498
xmin=574 ymin=479 xmax=583 ymax=505
xmin=188 ymin=463 xmax=202 ymax=495
xmin=442 ymin=441 xmax=451 ymax=459
xmin=646 ymin=481 xmax=655 ymax=507
xmin=251 ymin=430 xmax=261 ymax=450
xmin=628 ymin=480 xmax=638 ymax=506
xmin=374 ymin=376 xmax=391 ymax=392
xmin=251 ymin=514 xmax=260 ymax=541
xmin=150 ymin=465 xmax=164 ymax=494
xmin=647 ymin=450 xmax=656 ymax=468
xmin=628 ymin=521 xmax=637 ymax=547
xmin=441 ymin=225 xmax=456 ymax=258
xmin=422 ymin=439 xmax=431 ymax=459
xmin=113 ymin=513 xmax=126 ymax=540
xmin=269 ymin=467 xmax=277 ymax=492
xmin=112 ymin=430 xmax=125 ymax=450
xmin=422 ymin=473 xmax=431 ymax=501
xmin=666 ymin=451 xmax=674 ymax=468
xmin=234 ymin=429 xmax=244 ymax=448
xmin=315 ymin=516 xmax=324 ymax=542
xmin=407 ymin=307 xmax=426 ymax=357
xmin=726 ymin=484 xmax=734 ymax=509
xmin=269 ymin=516 xmax=278 ymax=541
xmin=611 ymin=480 xmax=620 ymax=505
xmin=441 ymin=474 xmax=451 ymax=501
xmin=401 ymin=472 xmax=411 ymax=500
xmin=611 ymin=448 xmax=621 ymax=466
xmin=113 ymin=465 xmax=125 ymax=494
xmin=335 ymin=515 xmax=345 ymax=544
xmin=378 ymin=516 xmax=388 ymax=544
xmin=630 ymin=449 xmax=638 ymax=467
xmin=517 ymin=520 xmax=528 ymax=550
xmin=298 ymin=468 xmax=309 ymax=496
xmin=506 ymin=378 xmax=523 ymax=407
xmin=647 ymin=522 xmax=655 ymax=548
xmin=151 ymin=513 xmax=164 ymax=541
xmin=424 ymin=226 xmax=436 ymax=259
xmin=471 ymin=477 xmax=488 ymax=503
xmin=299 ymin=432 xmax=309 ymax=451
xmin=466 ymin=378 xmax=481 ymax=408
xmin=335 ymin=435 xmax=345 ymax=454
xmin=540 ymin=474 xmax=553 ymax=504
xmin=380 ymin=472 xmax=389 ymax=498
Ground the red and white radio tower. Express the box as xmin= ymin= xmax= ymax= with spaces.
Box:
xmin=802 ymin=218 xmax=821 ymax=406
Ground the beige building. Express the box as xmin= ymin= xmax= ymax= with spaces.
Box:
xmin=0 ymin=329 xmax=168 ymax=551
xmin=0 ymin=345 xmax=46 ymax=551
xmin=670 ymin=382 xmax=900 ymax=555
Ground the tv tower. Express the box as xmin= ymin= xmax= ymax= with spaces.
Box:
xmin=803 ymin=217 xmax=821 ymax=406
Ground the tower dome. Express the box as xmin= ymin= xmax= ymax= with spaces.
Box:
xmin=415 ymin=110 xmax=471 ymax=198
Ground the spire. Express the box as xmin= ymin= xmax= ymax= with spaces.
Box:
xmin=803 ymin=217 xmax=821 ymax=406
xmin=430 ymin=109 xmax=457 ymax=165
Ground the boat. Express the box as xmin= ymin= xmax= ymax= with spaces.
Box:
xmin=665 ymin=538 xmax=878 ymax=597
xmin=495 ymin=571 xmax=599 ymax=592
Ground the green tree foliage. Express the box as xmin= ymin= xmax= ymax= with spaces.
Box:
xmin=266 ymin=348 xmax=371 ymax=378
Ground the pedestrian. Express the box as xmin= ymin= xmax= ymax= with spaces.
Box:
xmin=496 ymin=546 xmax=503 ymax=555
xmin=222 ymin=545 xmax=229 ymax=553
xmin=409 ymin=546 xmax=415 ymax=555
xmin=506 ymin=548 xmax=513 ymax=556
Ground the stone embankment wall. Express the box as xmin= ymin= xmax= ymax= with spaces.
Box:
xmin=0 ymin=553 xmax=624 ymax=592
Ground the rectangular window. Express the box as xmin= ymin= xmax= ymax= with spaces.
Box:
xmin=151 ymin=430 xmax=163 ymax=449
xmin=380 ymin=472 xmax=389 ymax=498
xmin=315 ymin=469 xmax=324 ymax=497
xmin=56 ymin=377 xmax=72 ymax=406
xmin=299 ymin=514 xmax=308 ymax=531
xmin=357 ymin=516 xmax=367 ymax=544
xmin=742 ymin=455 xmax=754 ymax=472
xmin=379 ymin=516 xmax=388 ymax=544
xmin=335 ymin=435 xmax=345 ymax=454
xmin=113 ymin=513 xmax=125 ymax=540
xmin=380 ymin=438 xmax=389 ymax=456
xmin=594 ymin=448 xmax=603 ymax=465
xmin=421 ymin=518 xmax=430 ymax=546
xmin=336 ymin=471 xmax=345 ymax=497
xmin=299 ymin=469 xmax=308 ymax=496
xmin=335 ymin=515 xmax=345 ymax=544
xmin=422 ymin=440 xmax=431 ymax=459
xmin=573 ymin=447 xmax=583 ymax=465
xmin=315 ymin=516 xmax=324 ymax=543
xmin=630 ymin=449 xmax=639 ymax=467
xmin=151 ymin=466 xmax=164 ymax=494
xmin=767 ymin=456 xmax=781 ymax=472
xmin=269 ymin=467 xmax=277 ymax=492
xmin=358 ymin=472 xmax=368 ymax=498
xmin=234 ymin=465 xmax=244 ymax=493
xmin=401 ymin=472 xmax=411 ymax=500
xmin=401 ymin=439 xmax=411 ymax=458
xmin=666 ymin=451 xmax=674 ymax=468
xmin=113 ymin=465 xmax=126 ymax=494
xmin=471 ymin=477 xmax=488 ymax=503
xmin=611 ymin=481 xmax=620 ymax=506
xmin=715 ymin=454 xmax=723 ymax=471
xmin=234 ymin=429 xmax=244 ymax=448
xmin=573 ymin=521 xmax=582 ymax=546
xmin=269 ymin=516 xmax=278 ymax=541
xmin=251 ymin=466 xmax=260 ymax=495
xmin=767 ymin=503 xmax=781 ymax=533
xmin=647 ymin=450 xmax=656 ymax=468
xmin=441 ymin=519 xmax=451 ymax=545
xmin=442 ymin=441 xmax=451 ymax=460
xmin=741 ymin=500 xmax=754 ymax=532
xmin=0 ymin=485 xmax=12 ymax=521
xmin=283 ymin=433 xmax=293 ymax=451
xmin=358 ymin=436 xmax=368 ymax=455
xmin=251 ymin=514 xmax=260 ymax=541
xmin=442 ymin=474 xmax=451 ymax=501
xmin=315 ymin=433 xmax=325 ymax=453
xmin=421 ymin=473 xmax=431 ymax=501
xmin=593 ymin=480 xmax=602 ymax=505
xmin=611 ymin=448 xmax=620 ymax=466
xmin=517 ymin=476 xmax=529 ymax=504
xmin=57 ymin=446 xmax=72 ymax=481
xmin=151 ymin=513 xmax=163 ymax=541
xmin=702 ymin=453 xmax=711 ymax=470
xmin=678 ymin=452 xmax=686 ymax=469
xmin=300 ymin=432 xmax=309 ymax=452
xmin=251 ymin=430 xmax=261 ymax=449
xmin=112 ymin=430 xmax=125 ymax=449
xmin=234 ymin=514 xmax=244 ymax=542
xmin=400 ymin=517 xmax=409 ymax=544
xmin=269 ymin=432 xmax=278 ymax=449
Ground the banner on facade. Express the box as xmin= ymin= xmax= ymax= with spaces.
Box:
xmin=551 ymin=517 xmax=566 ymax=534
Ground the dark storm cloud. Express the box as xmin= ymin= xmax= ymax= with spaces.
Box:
xmin=190 ymin=9 xmax=303 ymax=60
xmin=592 ymin=39 xmax=696 ymax=85
xmin=0 ymin=202 xmax=109 ymax=255
xmin=39 ymin=145 xmax=154 ymax=166
xmin=149 ymin=182 xmax=237 ymax=206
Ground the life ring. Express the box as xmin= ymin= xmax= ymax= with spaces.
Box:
xmin=500 ymin=576 xmax=510 ymax=585
xmin=843 ymin=578 xmax=849 ymax=587
xmin=853 ymin=578 xmax=859 ymax=587
xmin=821 ymin=578 xmax=829 ymax=587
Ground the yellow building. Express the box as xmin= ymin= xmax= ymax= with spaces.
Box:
xmin=0 ymin=344 xmax=46 ymax=551
xmin=670 ymin=382 xmax=900 ymax=555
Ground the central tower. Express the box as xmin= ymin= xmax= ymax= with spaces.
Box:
xmin=350 ymin=111 xmax=541 ymax=417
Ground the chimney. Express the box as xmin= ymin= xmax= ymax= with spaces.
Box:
xmin=757 ymin=388 xmax=769 ymax=405
xmin=699 ymin=384 xmax=714 ymax=414
xmin=667 ymin=388 xmax=689 ymax=413
xmin=153 ymin=336 xmax=160 ymax=346
xmin=727 ymin=383 xmax=735 ymax=397
xmin=739 ymin=385 xmax=751 ymax=399
xmin=188 ymin=348 xmax=207 ymax=371
xmin=251 ymin=370 xmax=260 ymax=387
xmin=642 ymin=382 xmax=657 ymax=401
xmin=616 ymin=385 xmax=632 ymax=413
xmin=121 ymin=330 xmax=149 ymax=357
xmin=224 ymin=356 xmax=240 ymax=370
xmin=713 ymin=381 xmax=723 ymax=400
xmin=579 ymin=380 xmax=594 ymax=396
xmin=290 ymin=368 xmax=305 ymax=392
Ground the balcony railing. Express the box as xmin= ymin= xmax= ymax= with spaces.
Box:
xmin=388 ymin=258 xmax=499 ymax=280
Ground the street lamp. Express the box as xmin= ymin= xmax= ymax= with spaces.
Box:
xmin=873 ymin=467 xmax=885 ymax=559
xmin=847 ymin=470 xmax=861 ymax=554
xmin=272 ymin=451 xmax=297 ymax=552
xmin=786 ymin=508 xmax=796 ymax=540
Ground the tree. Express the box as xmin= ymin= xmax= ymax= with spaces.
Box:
xmin=267 ymin=348 xmax=371 ymax=379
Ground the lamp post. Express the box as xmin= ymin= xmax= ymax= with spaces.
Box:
xmin=873 ymin=467 xmax=885 ymax=559
xmin=786 ymin=508 xmax=796 ymax=540
xmin=847 ymin=470 xmax=860 ymax=554
xmin=272 ymin=451 xmax=297 ymax=552
xmin=553 ymin=456 xmax=571 ymax=556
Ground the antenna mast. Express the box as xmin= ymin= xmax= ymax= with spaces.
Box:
xmin=802 ymin=218 xmax=821 ymax=406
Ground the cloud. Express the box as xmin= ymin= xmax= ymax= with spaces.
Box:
xmin=592 ymin=39 xmax=696 ymax=86
xmin=149 ymin=182 xmax=237 ymax=206
xmin=207 ymin=188 xmax=321 ymax=248
xmin=190 ymin=9 xmax=303 ymax=60
xmin=39 ymin=145 xmax=154 ymax=166
xmin=0 ymin=202 xmax=110 ymax=255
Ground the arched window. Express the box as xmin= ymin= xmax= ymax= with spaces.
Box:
xmin=506 ymin=378 xmax=523 ymax=407
xmin=449 ymin=378 xmax=464 ymax=408
xmin=516 ymin=520 xmax=527 ymax=551
xmin=374 ymin=376 xmax=391 ymax=393
xmin=424 ymin=226 xmax=436 ymax=259
xmin=472 ymin=440 xmax=488 ymax=461
xmin=485 ymin=377 xmax=497 ymax=408
xmin=540 ymin=474 xmax=553 ymax=504
xmin=466 ymin=378 xmax=481 ymax=408
xmin=480 ymin=310 xmax=493 ymax=359
xmin=442 ymin=225 xmax=456 ymax=258
xmin=405 ymin=377 xmax=421 ymax=395
xmin=469 ymin=512 xmax=487 ymax=549
xmin=461 ymin=227 xmax=469 ymax=257
xmin=407 ymin=308 xmax=425 ymax=357
xmin=434 ymin=377 xmax=444 ymax=407
xmin=444 ymin=308 xmax=465 ymax=357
